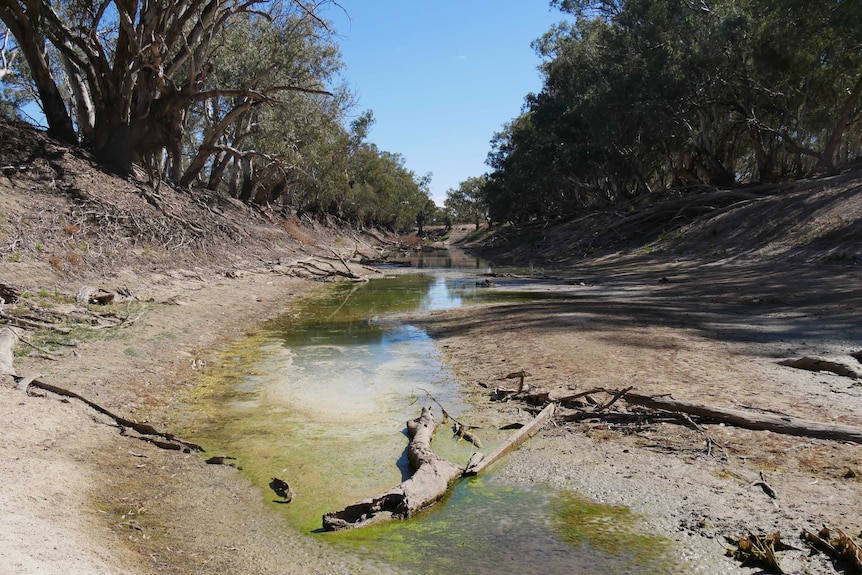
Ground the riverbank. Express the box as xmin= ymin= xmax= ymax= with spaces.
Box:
xmin=3 ymin=249 xmax=860 ymax=574
xmin=408 ymin=255 xmax=862 ymax=574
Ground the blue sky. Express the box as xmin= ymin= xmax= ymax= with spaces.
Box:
xmin=323 ymin=2 xmax=567 ymax=206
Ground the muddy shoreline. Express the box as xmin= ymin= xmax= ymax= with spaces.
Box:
xmin=2 ymin=254 xmax=861 ymax=575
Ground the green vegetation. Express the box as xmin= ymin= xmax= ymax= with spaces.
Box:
xmin=443 ymin=175 xmax=489 ymax=228
xmin=7 ymin=1 xmax=857 ymax=235
xmin=552 ymin=491 xmax=675 ymax=570
xmin=446 ymin=0 xmax=862 ymax=226
xmin=0 ymin=1 xmax=436 ymax=233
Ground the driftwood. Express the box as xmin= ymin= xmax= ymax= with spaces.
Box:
xmin=621 ymin=391 xmax=862 ymax=445
xmin=18 ymin=375 xmax=203 ymax=452
xmin=453 ymin=420 xmax=483 ymax=448
xmin=778 ymin=357 xmax=860 ymax=379
xmin=1 ymin=326 xmax=202 ymax=452
xmin=465 ymin=403 xmax=556 ymax=475
xmin=279 ymin=256 xmax=368 ymax=282
xmin=322 ymin=407 xmax=464 ymax=531
xmin=503 ymin=369 xmax=531 ymax=392
xmin=421 ymin=389 xmax=484 ymax=448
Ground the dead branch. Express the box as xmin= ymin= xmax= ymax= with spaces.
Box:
xmin=752 ymin=470 xmax=778 ymax=500
xmin=503 ymin=369 xmax=531 ymax=392
xmin=0 ymin=312 xmax=72 ymax=333
xmin=452 ymin=420 xmax=484 ymax=449
xmin=280 ymin=256 xmax=368 ymax=282
xmin=421 ymin=388 xmax=483 ymax=448
xmin=554 ymin=387 xmax=606 ymax=409
xmin=329 ymin=247 xmax=355 ymax=276
xmin=677 ymin=412 xmax=726 ymax=457
xmin=322 ymin=407 xmax=464 ymax=531
xmin=1 ymin=330 xmax=200 ymax=451
xmin=16 ymin=333 xmax=62 ymax=358
xmin=779 ymin=357 xmax=860 ymax=379
xmin=597 ymin=385 xmax=632 ymax=411
xmin=621 ymin=391 xmax=862 ymax=444
xmin=465 ymin=403 xmax=556 ymax=475
xmin=16 ymin=374 xmax=203 ymax=452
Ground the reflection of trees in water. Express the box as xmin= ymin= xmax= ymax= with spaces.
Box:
xmin=267 ymin=274 xmax=437 ymax=347
xmin=405 ymin=248 xmax=489 ymax=271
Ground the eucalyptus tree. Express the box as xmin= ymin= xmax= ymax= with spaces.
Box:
xmin=0 ymin=25 xmax=14 ymax=81
xmin=484 ymin=0 xmax=862 ymax=223
xmin=0 ymin=24 xmax=24 ymax=117
xmin=178 ymin=5 xmax=345 ymax=203
xmin=0 ymin=0 xmax=338 ymax=181
xmin=444 ymin=175 xmax=489 ymax=228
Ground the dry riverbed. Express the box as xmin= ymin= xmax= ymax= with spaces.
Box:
xmin=2 ymin=253 xmax=861 ymax=575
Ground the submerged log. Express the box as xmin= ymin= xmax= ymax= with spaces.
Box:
xmin=322 ymin=406 xmax=464 ymax=531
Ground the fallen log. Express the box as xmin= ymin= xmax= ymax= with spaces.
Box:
xmin=465 ymin=402 xmax=556 ymax=475
xmin=322 ymin=406 xmax=464 ymax=531
xmin=622 ymin=392 xmax=862 ymax=445
xmin=778 ymin=357 xmax=860 ymax=379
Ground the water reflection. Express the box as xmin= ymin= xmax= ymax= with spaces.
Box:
xmin=389 ymin=248 xmax=492 ymax=271
xmin=267 ymin=274 xmax=438 ymax=348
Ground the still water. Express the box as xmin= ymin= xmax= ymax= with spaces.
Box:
xmin=185 ymin=252 xmax=678 ymax=574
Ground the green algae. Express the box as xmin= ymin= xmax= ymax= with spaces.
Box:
xmin=328 ymin=478 xmax=683 ymax=575
xmin=551 ymin=491 xmax=680 ymax=573
xmin=173 ymin=272 xmax=687 ymax=575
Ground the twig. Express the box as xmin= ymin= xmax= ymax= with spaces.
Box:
xmin=597 ymin=385 xmax=633 ymax=411
xmin=679 ymin=412 xmax=726 ymax=457
xmin=752 ymin=470 xmax=778 ymax=499
xmin=16 ymin=334 xmax=62 ymax=359
xmin=420 ymin=388 xmax=483 ymax=448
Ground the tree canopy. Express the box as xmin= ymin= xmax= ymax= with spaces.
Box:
xmin=444 ymin=175 xmax=489 ymax=228
xmin=481 ymin=0 xmax=862 ymax=224
xmin=0 ymin=0 xmax=434 ymax=231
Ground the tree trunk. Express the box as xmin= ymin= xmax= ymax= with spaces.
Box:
xmin=322 ymin=407 xmax=464 ymax=531
xmin=59 ymin=52 xmax=95 ymax=145
xmin=819 ymin=73 xmax=862 ymax=171
xmin=0 ymin=6 xmax=76 ymax=144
